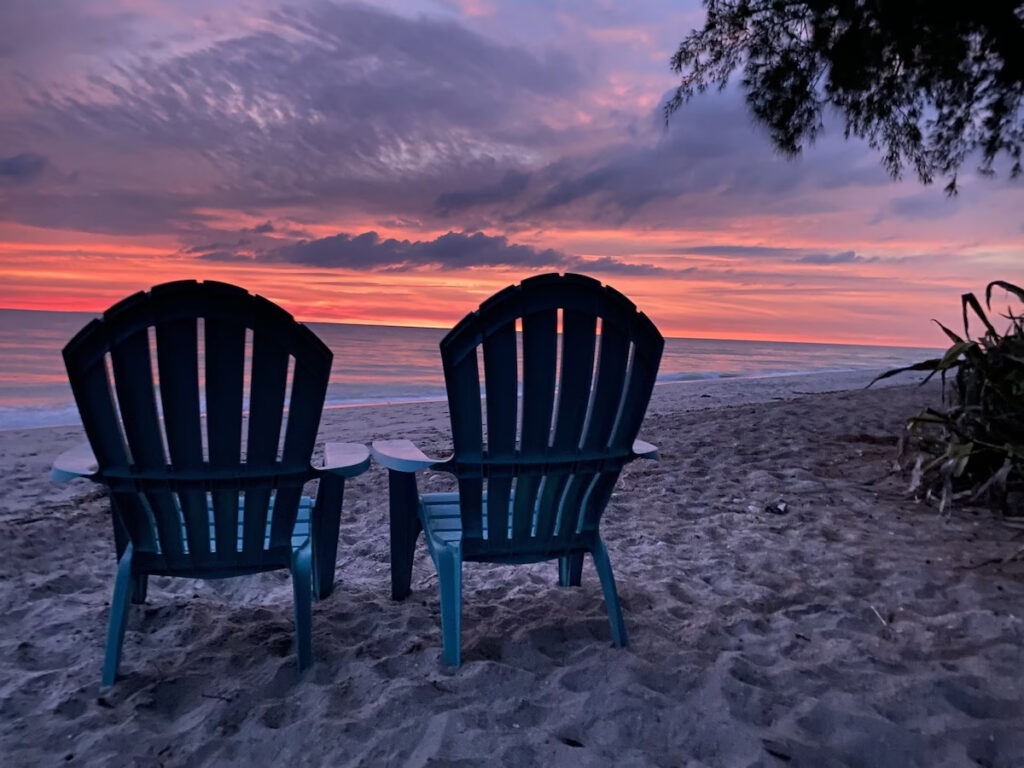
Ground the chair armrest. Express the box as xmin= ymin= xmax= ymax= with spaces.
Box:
xmin=319 ymin=442 xmax=371 ymax=478
xmin=52 ymin=442 xmax=99 ymax=482
xmin=632 ymin=438 xmax=659 ymax=461
xmin=371 ymin=439 xmax=449 ymax=473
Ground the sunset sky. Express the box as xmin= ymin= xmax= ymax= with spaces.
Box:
xmin=1 ymin=0 xmax=1020 ymax=346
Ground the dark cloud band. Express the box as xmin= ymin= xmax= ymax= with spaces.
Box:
xmin=198 ymin=229 xmax=668 ymax=275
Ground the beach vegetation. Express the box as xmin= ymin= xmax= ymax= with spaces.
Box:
xmin=667 ymin=1 xmax=1024 ymax=194
xmin=873 ymin=281 xmax=1024 ymax=515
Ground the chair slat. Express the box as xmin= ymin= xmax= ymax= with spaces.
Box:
xmin=531 ymin=310 xmax=597 ymax=537
xmin=482 ymin=320 xmax=518 ymax=456
xmin=269 ymin=486 xmax=304 ymax=548
xmin=445 ymin=352 xmax=483 ymax=460
xmin=580 ymin=470 xmax=620 ymax=533
xmin=71 ymin=359 xmax=130 ymax=470
xmin=271 ymin=356 xmax=329 ymax=545
xmin=581 ymin=323 xmax=630 ymax=451
xmin=156 ymin=318 xmax=203 ymax=468
xmin=608 ymin=334 xmax=661 ymax=451
xmin=247 ymin=331 xmax=289 ymax=465
xmin=553 ymin=323 xmax=630 ymax=541
xmin=519 ymin=309 xmax=558 ymax=449
xmin=512 ymin=309 xmax=557 ymax=540
xmin=204 ymin=316 xmax=245 ymax=553
xmin=204 ymin=316 xmax=245 ymax=464
xmin=110 ymin=329 xmax=185 ymax=559
xmin=111 ymin=492 xmax=158 ymax=553
xmin=551 ymin=309 xmax=596 ymax=450
xmin=528 ymin=311 xmax=593 ymax=540
xmin=241 ymin=488 xmax=271 ymax=554
xmin=456 ymin=477 xmax=484 ymax=540
xmin=209 ymin=490 xmax=239 ymax=555
xmin=445 ymin=353 xmax=484 ymax=539
xmin=176 ymin=489 xmax=211 ymax=560
xmin=110 ymin=329 xmax=165 ymax=468
xmin=241 ymin=332 xmax=289 ymax=553
xmin=483 ymin=321 xmax=517 ymax=541
xmin=534 ymin=471 xmax=570 ymax=541
xmin=281 ymin=357 xmax=328 ymax=467
xmin=558 ymin=470 xmax=601 ymax=538
xmin=156 ymin=318 xmax=209 ymax=559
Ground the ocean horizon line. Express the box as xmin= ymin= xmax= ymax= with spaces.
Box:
xmin=0 ymin=306 xmax=943 ymax=351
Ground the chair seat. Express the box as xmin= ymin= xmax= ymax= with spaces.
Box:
xmin=131 ymin=495 xmax=316 ymax=578
xmin=420 ymin=493 xmax=463 ymax=547
xmin=169 ymin=495 xmax=314 ymax=555
xmin=419 ymin=492 xmax=594 ymax=565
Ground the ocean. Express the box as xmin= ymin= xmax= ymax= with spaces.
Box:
xmin=0 ymin=308 xmax=940 ymax=430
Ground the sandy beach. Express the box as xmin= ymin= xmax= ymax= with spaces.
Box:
xmin=3 ymin=369 xmax=1023 ymax=767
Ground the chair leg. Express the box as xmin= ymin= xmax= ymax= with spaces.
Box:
xmin=591 ymin=539 xmax=628 ymax=647
xmin=290 ymin=543 xmax=314 ymax=672
xmin=102 ymin=545 xmax=135 ymax=686
xmin=312 ymin=473 xmax=345 ymax=600
xmin=111 ymin=505 xmax=130 ymax=560
xmin=558 ymin=553 xmax=584 ymax=587
xmin=131 ymin=575 xmax=148 ymax=604
xmin=436 ymin=546 xmax=463 ymax=666
xmin=388 ymin=470 xmax=422 ymax=601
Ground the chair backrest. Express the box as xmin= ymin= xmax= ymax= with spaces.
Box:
xmin=63 ymin=280 xmax=332 ymax=574
xmin=440 ymin=273 xmax=663 ymax=558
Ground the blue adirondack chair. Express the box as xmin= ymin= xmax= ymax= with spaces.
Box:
xmin=372 ymin=273 xmax=664 ymax=665
xmin=51 ymin=280 xmax=370 ymax=684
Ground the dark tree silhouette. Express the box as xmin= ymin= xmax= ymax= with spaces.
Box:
xmin=667 ymin=1 xmax=1024 ymax=193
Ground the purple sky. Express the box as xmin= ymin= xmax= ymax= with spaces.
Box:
xmin=1 ymin=0 xmax=1021 ymax=344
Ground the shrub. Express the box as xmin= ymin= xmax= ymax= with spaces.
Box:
xmin=873 ymin=281 xmax=1024 ymax=515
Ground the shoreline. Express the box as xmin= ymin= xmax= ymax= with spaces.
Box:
xmin=4 ymin=370 xmax=1022 ymax=767
xmin=0 ymin=366 xmax=930 ymax=433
